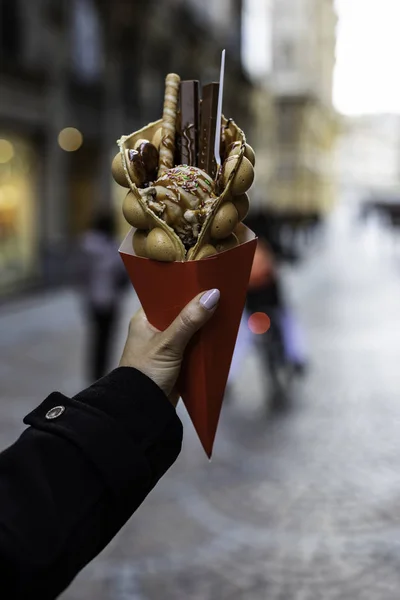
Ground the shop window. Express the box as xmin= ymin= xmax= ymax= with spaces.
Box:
xmin=0 ymin=135 xmax=38 ymax=294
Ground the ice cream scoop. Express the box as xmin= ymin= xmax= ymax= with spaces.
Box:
xmin=140 ymin=165 xmax=217 ymax=247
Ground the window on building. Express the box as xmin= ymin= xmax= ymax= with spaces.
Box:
xmin=0 ymin=134 xmax=39 ymax=295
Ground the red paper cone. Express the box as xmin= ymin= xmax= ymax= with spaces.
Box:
xmin=119 ymin=227 xmax=257 ymax=457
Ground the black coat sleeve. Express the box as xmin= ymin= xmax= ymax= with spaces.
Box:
xmin=0 ymin=367 xmax=183 ymax=599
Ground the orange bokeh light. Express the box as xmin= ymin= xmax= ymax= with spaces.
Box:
xmin=248 ymin=312 xmax=271 ymax=334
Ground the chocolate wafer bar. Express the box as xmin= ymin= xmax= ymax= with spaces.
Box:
xmin=199 ymin=83 xmax=219 ymax=178
xmin=180 ymin=80 xmax=199 ymax=166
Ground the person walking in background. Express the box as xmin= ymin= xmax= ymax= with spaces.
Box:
xmin=76 ymin=210 xmax=129 ymax=382
xmin=245 ymin=212 xmax=308 ymax=410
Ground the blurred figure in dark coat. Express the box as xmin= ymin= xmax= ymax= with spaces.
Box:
xmin=245 ymin=212 xmax=308 ymax=408
xmin=77 ymin=210 xmax=128 ymax=382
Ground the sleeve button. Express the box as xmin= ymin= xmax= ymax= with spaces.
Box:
xmin=45 ymin=406 xmax=65 ymax=420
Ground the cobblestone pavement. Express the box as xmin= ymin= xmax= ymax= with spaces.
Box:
xmin=2 ymin=207 xmax=400 ymax=599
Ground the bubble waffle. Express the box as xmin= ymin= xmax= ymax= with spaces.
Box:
xmin=112 ymin=74 xmax=255 ymax=262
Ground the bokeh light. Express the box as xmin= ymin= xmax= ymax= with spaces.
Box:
xmin=58 ymin=127 xmax=83 ymax=152
xmin=0 ymin=185 xmax=18 ymax=209
xmin=0 ymin=139 xmax=14 ymax=163
xmin=248 ymin=312 xmax=271 ymax=334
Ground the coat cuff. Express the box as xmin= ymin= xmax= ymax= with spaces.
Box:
xmin=23 ymin=368 xmax=182 ymax=495
xmin=73 ymin=367 xmax=180 ymax=445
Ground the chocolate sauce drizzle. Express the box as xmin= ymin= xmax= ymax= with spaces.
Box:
xmin=181 ymin=124 xmax=195 ymax=166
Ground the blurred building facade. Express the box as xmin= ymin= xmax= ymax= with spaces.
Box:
xmin=0 ymin=0 xmax=110 ymax=295
xmin=269 ymin=0 xmax=338 ymax=216
xmin=240 ymin=0 xmax=275 ymax=210
xmin=0 ymin=0 xmax=338 ymax=298
xmin=0 ymin=0 xmax=258 ymax=297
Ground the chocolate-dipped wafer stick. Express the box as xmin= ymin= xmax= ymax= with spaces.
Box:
xmin=159 ymin=73 xmax=180 ymax=176
xmin=199 ymin=83 xmax=219 ymax=178
xmin=180 ymin=80 xmax=199 ymax=166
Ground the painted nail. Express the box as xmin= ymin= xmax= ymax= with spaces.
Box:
xmin=200 ymin=289 xmax=220 ymax=310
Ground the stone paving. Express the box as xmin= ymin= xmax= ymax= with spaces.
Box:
xmin=1 ymin=206 xmax=400 ymax=599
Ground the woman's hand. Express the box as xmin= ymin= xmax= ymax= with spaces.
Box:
xmin=119 ymin=289 xmax=220 ymax=404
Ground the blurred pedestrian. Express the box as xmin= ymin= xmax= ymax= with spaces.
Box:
xmin=76 ymin=210 xmax=128 ymax=382
xmin=246 ymin=213 xmax=308 ymax=408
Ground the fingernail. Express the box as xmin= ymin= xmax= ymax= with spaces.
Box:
xmin=200 ymin=289 xmax=220 ymax=310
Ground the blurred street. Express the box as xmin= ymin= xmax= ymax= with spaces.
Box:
xmin=2 ymin=206 xmax=400 ymax=599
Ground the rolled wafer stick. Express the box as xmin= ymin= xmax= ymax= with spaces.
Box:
xmin=159 ymin=73 xmax=180 ymax=176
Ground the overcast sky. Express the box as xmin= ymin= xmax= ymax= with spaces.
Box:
xmin=334 ymin=0 xmax=400 ymax=115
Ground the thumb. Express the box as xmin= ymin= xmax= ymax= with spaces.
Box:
xmin=161 ymin=289 xmax=220 ymax=354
